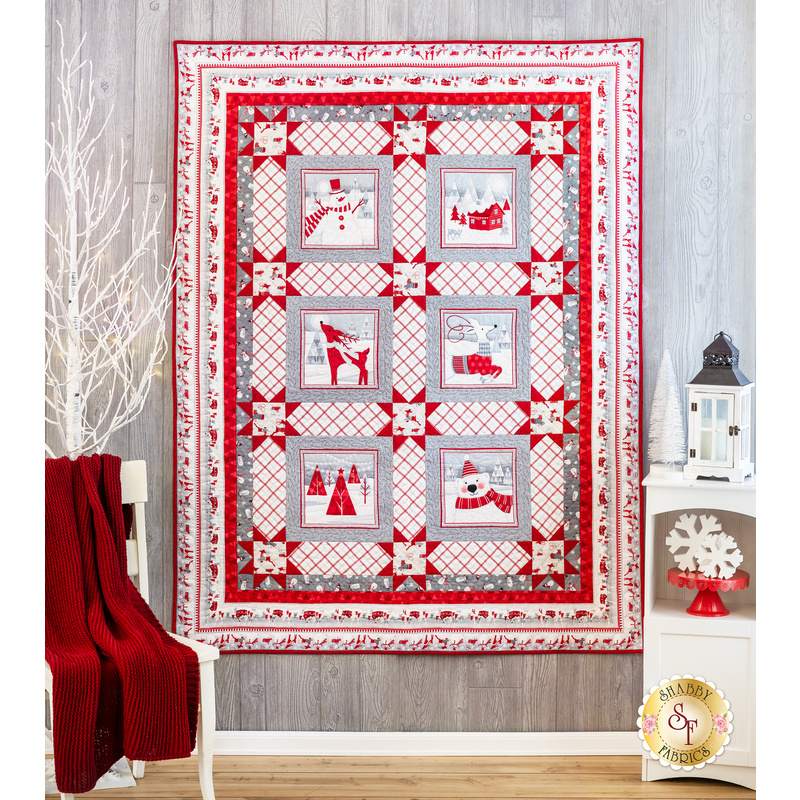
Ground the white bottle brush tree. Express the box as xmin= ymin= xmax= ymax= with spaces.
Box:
xmin=45 ymin=26 xmax=175 ymax=459
xmin=647 ymin=349 xmax=686 ymax=468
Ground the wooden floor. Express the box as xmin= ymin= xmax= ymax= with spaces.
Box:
xmin=81 ymin=755 xmax=755 ymax=799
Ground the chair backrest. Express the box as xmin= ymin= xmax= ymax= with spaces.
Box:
xmin=120 ymin=460 xmax=150 ymax=604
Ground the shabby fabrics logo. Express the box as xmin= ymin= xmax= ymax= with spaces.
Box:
xmin=638 ymin=675 xmax=732 ymax=771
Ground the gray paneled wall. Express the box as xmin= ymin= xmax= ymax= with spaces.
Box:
xmin=45 ymin=0 xmax=756 ymax=732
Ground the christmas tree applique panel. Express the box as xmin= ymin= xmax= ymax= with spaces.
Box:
xmin=173 ymin=40 xmax=643 ymax=653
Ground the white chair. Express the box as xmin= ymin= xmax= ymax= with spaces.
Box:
xmin=45 ymin=460 xmax=219 ymax=799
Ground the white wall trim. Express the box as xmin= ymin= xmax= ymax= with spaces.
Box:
xmin=212 ymin=730 xmax=640 ymax=756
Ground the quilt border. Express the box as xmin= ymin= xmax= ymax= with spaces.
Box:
xmin=171 ymin=39 xmax=644 ymax=654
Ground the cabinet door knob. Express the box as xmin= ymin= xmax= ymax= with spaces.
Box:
xmin=729 ymin=425 xmax=740 ymax=436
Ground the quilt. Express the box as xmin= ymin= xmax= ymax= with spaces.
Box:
xmin=173 ymin=40 xmax=643 ymax=653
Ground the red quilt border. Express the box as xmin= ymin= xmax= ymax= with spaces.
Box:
xmin=221 ymin=89 xmax=594 ymax=606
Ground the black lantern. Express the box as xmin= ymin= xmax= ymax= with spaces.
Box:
xmin=683 ymin=332 xmax=754 ymax=482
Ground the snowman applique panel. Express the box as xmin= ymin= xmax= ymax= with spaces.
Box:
xmin=301 ymin=173 xmax=379 ymax=249
xmin=173 ymin=40 xmax=643 ymax=653
xmin=286 ymin=157 xmax=395 ymax=263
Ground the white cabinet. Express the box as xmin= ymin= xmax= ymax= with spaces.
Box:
xmin=641 ymin=473 xmax=756 ymax=790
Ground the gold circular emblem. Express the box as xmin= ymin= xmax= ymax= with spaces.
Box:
xmin=638 ymin=675 xmax=732 ymax=770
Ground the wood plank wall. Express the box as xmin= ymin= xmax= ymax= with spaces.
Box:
xmin=45 ymin=0 xmax=756 ymax=733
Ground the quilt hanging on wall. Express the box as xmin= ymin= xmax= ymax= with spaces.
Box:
xmin=173 ymin=40 xmax=643 ymax=653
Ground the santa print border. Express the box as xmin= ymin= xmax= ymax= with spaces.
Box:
xmin=438 ymin=307 xmax=518 ymax=390
xmin=299 ymin=308 xmax=381 ymax=390
xmin=299 ymin=448 xmax=379 ymax=529
xmin=222 ymin=89 xmax=595 ymax=607
xmin=299 ymin=168 xmax=380 ymax=251
xmin=439 ymin=167 xmax=518 ymax=249
xmin=439 ymin=447 xmax=518 ymax=529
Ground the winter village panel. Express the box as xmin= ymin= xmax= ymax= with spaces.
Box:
xmin=173 ymin=41 xmax=643 ymax=652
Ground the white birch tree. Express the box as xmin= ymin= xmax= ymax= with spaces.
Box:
xmin=44 ymin=25 xmax=175 ymax=459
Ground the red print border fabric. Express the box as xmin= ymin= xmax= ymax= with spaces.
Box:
xmin=173 ymin=41 xmax=643 ymax=653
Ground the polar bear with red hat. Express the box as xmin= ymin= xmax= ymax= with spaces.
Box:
xmin=448 ymin=455 xmax=515 ymax=526
xmin=303 ymin=177 xmax=366 ymax=247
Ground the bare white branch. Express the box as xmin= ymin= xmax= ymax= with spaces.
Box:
xmin=45 ymin=24 xmax=176 ymax=459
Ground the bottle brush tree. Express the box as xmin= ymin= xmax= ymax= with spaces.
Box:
xmin=647 ymin=349 xmax=687 ymax=467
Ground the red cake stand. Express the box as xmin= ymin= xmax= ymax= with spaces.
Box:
xmin=667 ymin=567 xmax=750 ymax=617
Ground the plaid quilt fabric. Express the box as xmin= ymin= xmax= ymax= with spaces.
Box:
xmin=173 ymin=40 xmax=643 ymax=652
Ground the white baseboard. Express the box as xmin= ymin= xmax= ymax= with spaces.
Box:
xmin=212 ymin=730 xmax=640 ymax=756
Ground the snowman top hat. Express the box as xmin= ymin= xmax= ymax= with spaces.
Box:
xmin=318 ymin=177 xmax=345 ymax=195
xmin=462 ymin=457 xmax=478 ymax=477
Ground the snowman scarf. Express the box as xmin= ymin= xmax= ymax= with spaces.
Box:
xmin=455 ymin=488 xmax=514 ymax=514
xmin=303 ymin=197 xmax=363 ymax=240
xmin=303 ymin=204 xmax=333 ymax=239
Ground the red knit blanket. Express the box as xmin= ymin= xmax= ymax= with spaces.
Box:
xmin=45 ymin=455 xmax=199 ymax=794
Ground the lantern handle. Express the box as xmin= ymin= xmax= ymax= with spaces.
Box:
xmin=714 ymin=331 xmax=733 ymax=343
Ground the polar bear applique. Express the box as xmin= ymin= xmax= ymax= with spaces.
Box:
xmin=454 ymin=456 xmax=513 ymax=517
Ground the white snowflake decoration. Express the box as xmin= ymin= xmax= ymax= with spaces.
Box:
xmin=696 ymin=533 xmax=743 ymax=580
xmin=666 ymin=513 xmax=722 ymax=572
